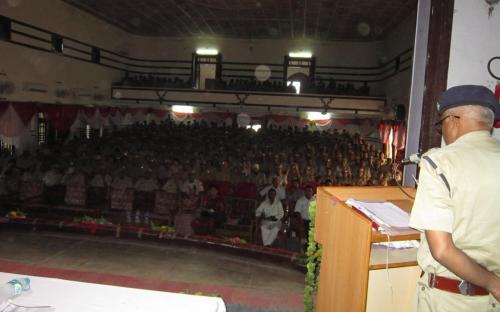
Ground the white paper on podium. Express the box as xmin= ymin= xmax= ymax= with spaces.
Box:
xmin=346 ymin=199 xmax=410 ymax=228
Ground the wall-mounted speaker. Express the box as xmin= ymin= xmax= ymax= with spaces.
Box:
xmin=395 ymin=104 xmax=406 ymax=121
xmin=0 ymin=16 xmax=11 ymax=41
xmin=51 ymin=34 xmax=63 ymax=53
xmin=91 ymin=47 xmax=100 ymax=63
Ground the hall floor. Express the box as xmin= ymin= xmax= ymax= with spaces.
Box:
xmin=0 ymin=228 xmax=305 ymax=312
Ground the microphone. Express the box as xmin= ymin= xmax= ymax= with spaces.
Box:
xmin=401 ymin=153 xmax=421 ymax=165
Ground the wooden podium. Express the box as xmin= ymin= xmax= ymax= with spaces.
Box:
xmin=314 ymin=186 xmax=421 ymax=312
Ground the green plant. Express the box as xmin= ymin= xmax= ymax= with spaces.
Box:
xmin=304 ymin=199 xmax=322 ymax=312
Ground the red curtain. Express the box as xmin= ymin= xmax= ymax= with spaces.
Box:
xmin=128 ymin=107 xmax=145 ymax=115
xmin=392 ymin=123 xmax=406 ymax=150
xmin=378 ymin=121 xmax=392 ymax=144
xmin=270 ymin=114 xmax=290 ymax=123
xmin=40 ymin=104 xmax=80 ymax=131
xmin=152 ymin=108 xmax=169 ymax=119
xmin=119 ymin=107 xmax=128 ymax=116
xmin=333 ymin=119 xmax=352 ymax=126
xmin=98 ymin=106 xmax=111 ymax=118
xmin=83 ymin=106 xmax=97 ymax=117
xmin=109 ymin=107 xmax=119 ymax=116
xmin=0 ymin=102 xmax=10 ymax=117
xmin=12 ymin=102 xmax=38 ymax=126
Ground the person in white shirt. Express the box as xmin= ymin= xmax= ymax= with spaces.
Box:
xmin=61 ymin=166 xmax=85 ymax=187
xmin=255 ymin=188 xmax=284 ymax=246
xmin=179 ymin=172 xmax=204 ymax=196
xmin=133 ymin=169 xmax=159 ymax=224
xmin=111 ymin=170 xmax=133 ymax=190
xmin=89 ymin=170 xmax=112 ymax=188
xmin=134 ymin=171 xmax=159 ymax=193
xmin=292 ymin=186 xmax=314 ymax=244
xmin=88 ymin=169 xmax=111 ymax=209
xmin=62 ymin=166 xmax=87 ymax=206
xmin=42 ymin=165 xmax=64 ymax=205
xmin=162 ymin=177 xmax=180 ymax=194
xmin=110 ymin=169 xmax=134 ymax=220
xmin=42 ymin=165 xmax=62 ymax=188
xmin=259 ymin=176 xmax=286 ymax=202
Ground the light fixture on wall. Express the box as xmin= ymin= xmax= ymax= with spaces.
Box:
xmin=172 ymin=105 xmax=194 ymax=114
xmin=246 ymin=124 xmax=262 ymax=132
xmin=289 ymin=51 xmax=312 ymax=58
xmin=307 ymin=111 xmax=331 ymax=121
xmin=196 ymin=48 xmax=218 ymax=55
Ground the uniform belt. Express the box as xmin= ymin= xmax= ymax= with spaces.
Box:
xmin=425 ymin=273 xmax=489 ymax=296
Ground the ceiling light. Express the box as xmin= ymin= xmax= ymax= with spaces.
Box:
xmin=172 ymin=105 xmax=194 ymax=114
xmin=289 ymin=51 xmax=312 ymax=58
xmin=307 ymin=111 xmax=331 ymax=121
xmin=196 ymin=48 xmax=218 ymax=55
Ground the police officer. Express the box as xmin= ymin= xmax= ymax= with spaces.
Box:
xmin=409 ymin=85 xmax=500 ymax=311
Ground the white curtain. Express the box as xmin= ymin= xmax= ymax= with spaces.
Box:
xmin=0 ymin=105 xmax=36 ymax=152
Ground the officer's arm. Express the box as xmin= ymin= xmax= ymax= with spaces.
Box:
xmin=426 ymin=230 xmax=500 ymax=299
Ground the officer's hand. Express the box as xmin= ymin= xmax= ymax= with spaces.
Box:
xmin=489 ymin=276 xmax=500 ymax=302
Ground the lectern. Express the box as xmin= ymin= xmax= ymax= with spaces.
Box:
xmin=314 ymin=186 xmax=420 ymax=312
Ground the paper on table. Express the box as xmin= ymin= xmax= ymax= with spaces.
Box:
xmin=0 ymin=301 xmax=55 ymax=312
xmin=346 ymin=199 xmax=410 ymax=228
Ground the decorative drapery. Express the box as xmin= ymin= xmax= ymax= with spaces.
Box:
xmin=0 ymin=101 xmax=390 ymax=152
xmin=0 ymin=104 xmax=36 ymax=150
xmin=378 ymin=121 xmax=392 ymax=144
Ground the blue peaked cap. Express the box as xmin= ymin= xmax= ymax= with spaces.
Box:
xmin=437 ymin=85 xmax=499 ymax=120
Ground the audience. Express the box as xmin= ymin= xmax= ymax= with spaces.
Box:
xmin=115 ymin=73 xmax=371 ymax=97
xmin=0 ymin=118 xmax=402 ymax=249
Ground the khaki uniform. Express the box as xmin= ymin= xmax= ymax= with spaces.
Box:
xmin=409 ymin=131 xmax=500 ymax=311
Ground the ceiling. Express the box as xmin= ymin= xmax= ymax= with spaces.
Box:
xmin=63 ymin=0 xmax=417 ymax=41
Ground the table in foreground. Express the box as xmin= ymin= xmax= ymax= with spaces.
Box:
xmin=0 ymin=272 xmax=226 ymax=312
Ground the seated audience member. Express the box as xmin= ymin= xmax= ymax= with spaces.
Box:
xmin=215 ymin=160 xmax=231 ymax=182
xmin=110 ymin=169 xmax=134 ymax=220
xmin=287 ymin=162 xmax=301 ymax=183
xmin=19 ymin=163 xmax=43 ymax=201
xmin=88 ymin=169 xmax=111 ymax=209
xmin=255 ymin=189 xmax=284 ymax=247
xmin=42 ymin=164 xmax=63 ymax=205
xmin=191 ymin=184 xmax=226 ymax=235
xmin=61 ymin=165 xmax=87 ymax=206
xmin=16 ymin=150 xmax=34 ymax=171
xmin=162 ymin=176 xmax=180 ymax=194
xmin=180 ymin=172 xmax=204 ymax=196
xmin=0 ymin=168 xmax=8 ymax=212
xmin=133 ymin=169 xmax=159 ymax=224
xmin=302 ymin=165 xmax=316 ymax=185
xmin=291 ymin=186 xmax=314 ymax=245
xmin=285 ymin=177 xmax=304 ymax=209
xmin=248 ymin=163 xmax=268 ymax=190
xmin=259 ymin=176 xmax=286 ymax=202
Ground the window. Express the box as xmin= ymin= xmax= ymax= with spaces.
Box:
xmin=37 ymin=112 xmax=47 ymax=145
xmin=0 ymin=139 xmax=13 ymax=155
xmin=287 ymin=81 xmax=301 ymax=94
xmin=51 ymin=34 xmax=63 ymax=53
xmin=85 ymin=124 xmax=91 ymax=140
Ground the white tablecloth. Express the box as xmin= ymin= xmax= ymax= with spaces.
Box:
xmin=0 ymin=272 xmax=226 ymax=312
